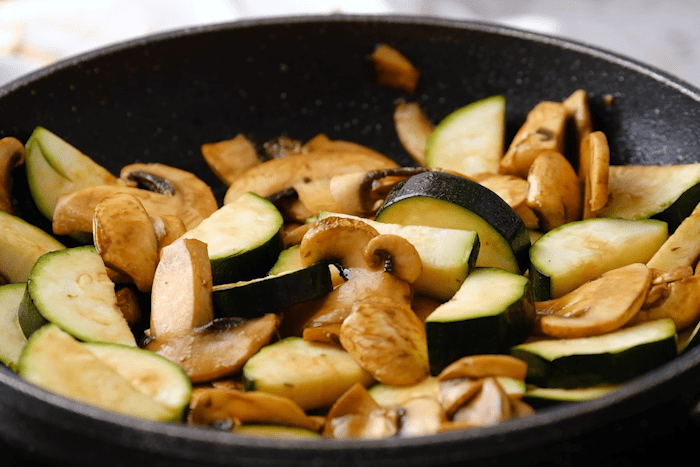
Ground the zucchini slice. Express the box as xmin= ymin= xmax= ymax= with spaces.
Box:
xmin=242 ymin=336 xmax=374 ymax=411
xmin=425 ymin=268 xmax=535 ymax=375
xmin=0 ymin=210 xmax=65 ymax=283
xmin=596 ymin=163 xmax=700 ymax=233
xmin=24 ymin=126 xmax=118 ymax=220
xmin=375 ymin=171 xmax=529 ymax=274
xmin=523 ymin=385 xmax=619 ymax=408
xmin=18 ymin=246 xmax=136 ymax=346
xmin=18 ymin=324 xmax=190 ymax=422
xmin=318 ymin=211 xmax=480 ymax=301
xmin=212 ymin=261 xmax=333 ymax=318
xmin=511 ymin=319 xmax=677 ymax=388
xmin=182 ymin=192 xmax=283 ymax=285
xmin=529 ymin=218 xmax=668 ymax=301
xmin=0 ymin=283 xmax=28 ymax=370
xmin=425 ymin=95 xmax=506 ymax=177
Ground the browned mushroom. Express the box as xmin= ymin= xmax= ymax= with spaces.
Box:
xmin=579 ymin=131 xmax=610 ymax=219
xmin=323 ymin=383 xmax=399 ymax=439
xmin=114 ymin=286 xmax=141 ymax=327
xmin=628 ymin=267 xmax=700 ymax=331
xmin=223 ymin=148 xmax=400 ymax=204
xmin=150 ymin=214 xmax=187 ymax=252
xmin=472 ymin=172 xmax=539 ymax=229
xmin=563 ymin=89 xmax=594 ymax=165
xmin=397 ymin=396 xmax=447 ymax=437
xmin=448 ymin=377 xmax=516 ymax=428
xmin=526 ymin=150 xmax=583 ymax=231
xmin=393 ymin=100 xmax=433 ymax=166
xmin=200 ymin=133 xmax=261 ymax=185
xmin=188 ymin=387 xmax=321 ymax=432
xmin=93 ymin=192 xmax=159 ymax=292
xmin=535 ymin=263 xmax=652 ymax=338
xmin=437 ymin=355 xmax=528 ymax=382
xmin=144 ymin=314 xmax=280 ymax=383
xmin=499 ymin=101 xmax=569 ymax=178
xmin=0 ymin=137 xmax=25 ymax=214
xmin=368 ymin=43 xmax=420 ymax=95
xmin=53 ymin=163 xmax=217 ymax=236
xmin=149 ymin=237 xmax=214 ymax=338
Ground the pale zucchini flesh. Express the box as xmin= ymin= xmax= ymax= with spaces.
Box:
xmin=597 ymin=163 xmax=700 ymax=232
xmin=182 ymin=192 xmax=283 ymax=284
xmin=21 ymin=246 xmax=136 ymax=346
xmin=529 ymin=218 xmax=668 ymax=300
xmin=425 ymin=95 xmax=506 ymax=177
xmin=19 ymin=324 xmax=189 ymax=422
xmin=425 ymin=268 xmax=535 ymax=374
xmin=25 ymin=127 xmax=117 ymax=219
xmin=0 ymin=283 xmax=29 ymax=370
xmin=511 ymin=319 xmax=677 ymax=388
xmin=242 ymin=336 xmax=374 ymax=411
xmin=0 ymin=210 xmax=64 ymax=283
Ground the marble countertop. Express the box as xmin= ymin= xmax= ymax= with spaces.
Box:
xmin=0 ymin=0 xmax=699 ymax=89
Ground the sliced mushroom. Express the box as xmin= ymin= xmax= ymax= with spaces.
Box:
xmin=149 ymin=237 xmax=213 ymax=338
xmin=52 ymin=162 xmax=217 ymax=237
xmin=648 ymin=200 xmax=700 ymax=271
xmin=628 ymin=270 xmax=700 ymax=331
xmin=499 ymin=101 xmax=569 ymax=178
xmin=437 ymin=355 xmax=528 ymax=382
xmin=563 ymin=89 xmax=594 ymax=165
xmin=262 ymin=135 xmax=304 ymax=159
xmin=579 ymin=131 xmax=610 ymax=219
xmin=0 ymin=137 xmax=25 ymax=214
xmin=340 ymin=297 xmax=430 ymax=386
xmin=323 ymin=383 xmax=399 ymax=440
xmin=302 ymin=133 xmax=390 ymax=159
xmin=93 ymin=192 xmax=159 ymax=292
xmin=144 ymin=314 xmax=279 ymax=383
xmin=397 ymin=396 xmax=447 ymax=437
xmin=114 ymin=286 xmax=141 ymax=327
xmin=472 ymin=172 xmax=539 ymax=229
xmin=362 ymin=233 xmax=423 ymax=283
xmin=120 ymin=162 xmax=218 ymax=228
xmin=449 ymin=377 xmax=514 ymax=428
xmin=393 ymin=100 xmax=434 ymax=166
xmin=150 ymin=214 xmax=187 ymax=252
xmin=300 ymin=216 xmax=380 ymax=270
xmin=369 ymin=43 xmax=420 ymax=95
xmin=328 ymin=167 xmax=428 ymax=217
xmin=526 ymin=150 xmax=582 ymax=231
xmin=223 ymin=148 xmax=399 ymax=204
xmin=437 ymin=377 xmax=483 ymax=418
xmin=535 ymin=263 xmax=652 ymax=338
xmin=188 ymin=387 xmax=320 ymax=432
xmin=200 ymin=133 xmax=261 ymax=185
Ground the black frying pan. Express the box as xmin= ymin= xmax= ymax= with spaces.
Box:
xmin=2 ymin=14 xmax=700 ymax=467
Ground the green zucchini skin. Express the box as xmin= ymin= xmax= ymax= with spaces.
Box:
xmin=211 ymin=261 xmax=333 ymax=319
xmin=651 ymin=181 xmax=700 ymax=233
xmin=424 ymin=267 xmax=535 ymax=375
xmin=376 ymin=171 xmax=530 ymax=274
xmin=511 ymin=319 xmax=678 ymax=388
xmin=182 ymin=192 xmax=284 ymax=285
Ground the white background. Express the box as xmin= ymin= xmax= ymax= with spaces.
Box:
xmin=1 ymin=0 xmax=699 ymax=88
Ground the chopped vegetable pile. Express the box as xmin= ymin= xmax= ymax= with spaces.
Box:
xmin=2 ymin=43 xmax=700 ymax=440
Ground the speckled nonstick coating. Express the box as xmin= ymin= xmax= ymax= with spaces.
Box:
xmin=2 ymin=14 xmax=700 ymax=467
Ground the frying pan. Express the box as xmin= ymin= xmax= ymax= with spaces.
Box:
xmin=2 ymin=14 xmax=700 ymax=467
